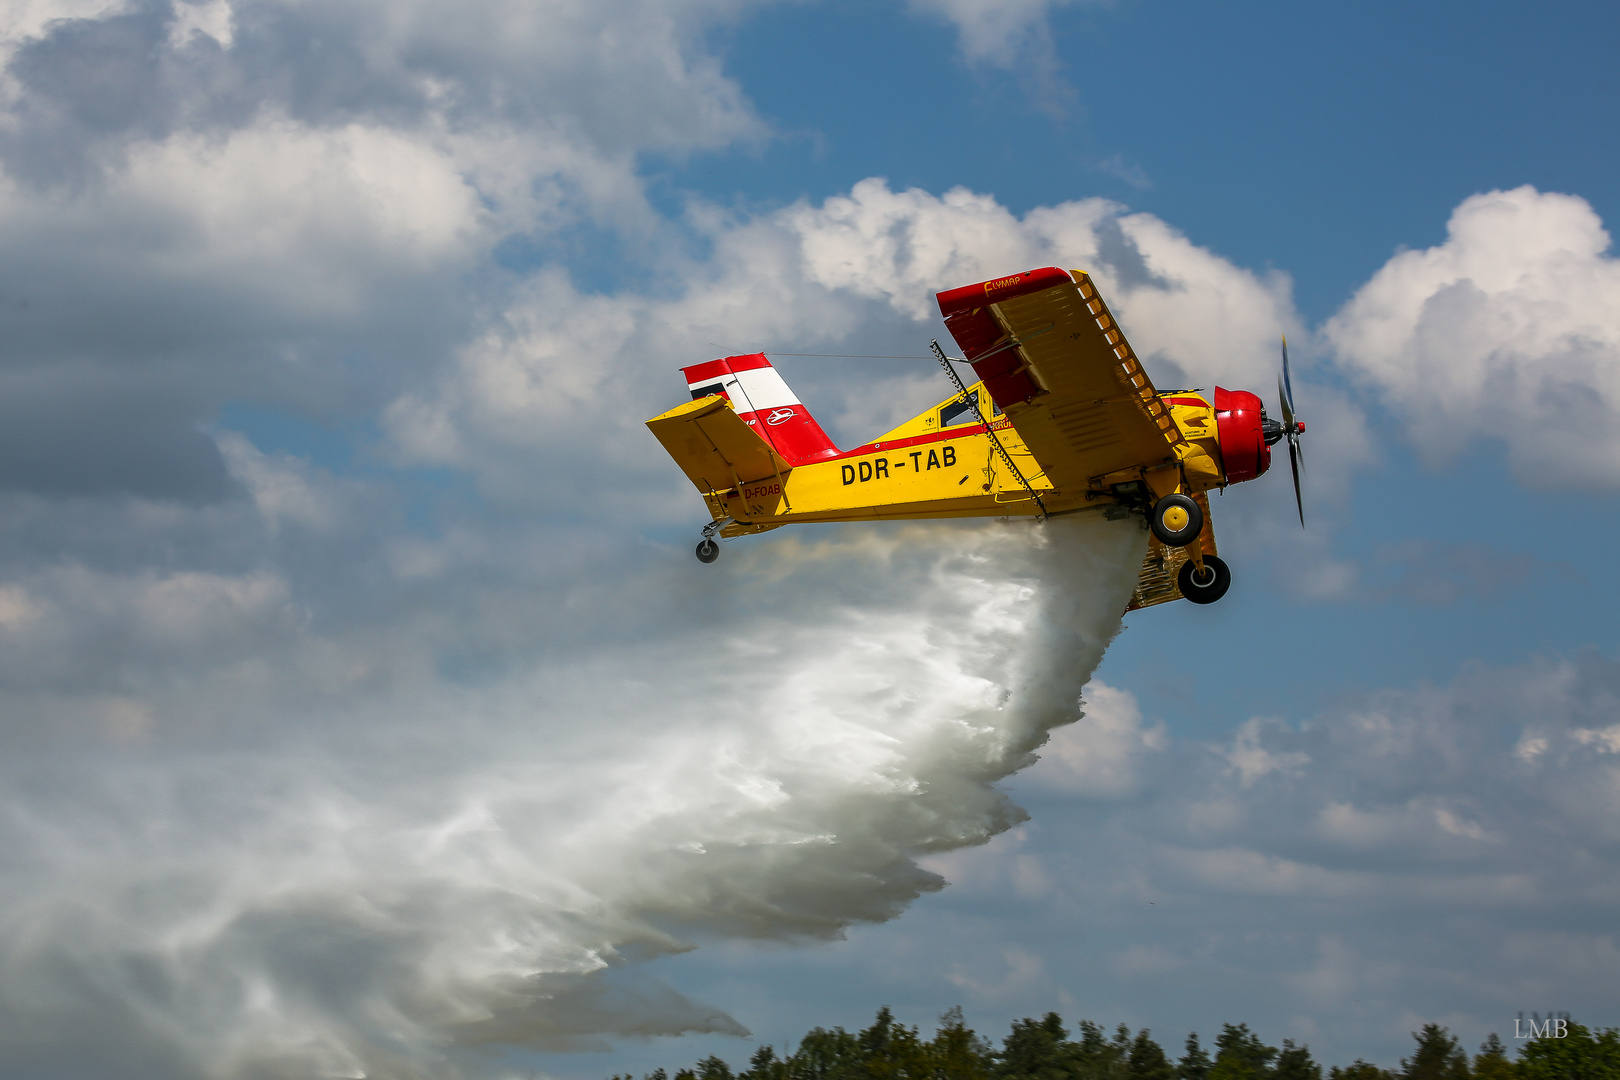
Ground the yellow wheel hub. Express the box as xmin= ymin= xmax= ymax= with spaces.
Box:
xmin=1162 ymin=505 xmax=1190 ymax=532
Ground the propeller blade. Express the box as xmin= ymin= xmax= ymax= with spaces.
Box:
xmin=1272 ymin=334 xmax=1305 ymax=526
xmin=1288 ymin=436 xmax=1304 ymax=526
xmin=1277 ymin=375 xmax=1295 ymax=429
xmin=1281 ymin=335 xmax=1296 ymax=415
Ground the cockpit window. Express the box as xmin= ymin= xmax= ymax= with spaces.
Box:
xmin=941 ymin=391 xmax=998 ymax=427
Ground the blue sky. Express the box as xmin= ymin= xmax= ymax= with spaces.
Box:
xmin=685 ymin=0 xmax=1620 ymax=322
xmin=0 ymin=2 xmax=1616 ymax=1078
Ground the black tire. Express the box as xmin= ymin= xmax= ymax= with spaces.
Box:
xmin=1150 ymin=493 xmax=1204 ymax=546
xmin=695 ymin=538 xmax=720 ymax=563
xmin=1177 ymin=554 xmax=1230 ymax=604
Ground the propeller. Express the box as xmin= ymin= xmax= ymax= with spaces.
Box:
xmin=1276 ymin=336 xmax=1305 ymax=525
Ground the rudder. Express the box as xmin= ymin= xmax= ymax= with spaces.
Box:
xmin=681 ymin=354 xmax=840 ymax=465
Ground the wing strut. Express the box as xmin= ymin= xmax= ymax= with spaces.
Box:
xmin=931 ymin=339 xmax=1049 ymax=521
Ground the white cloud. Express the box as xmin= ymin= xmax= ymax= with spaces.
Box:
xmin=1226 ymin=717 xmax=1310 ymax=787
xmin=0 ymin=0 xmax=129 ymax=48
xmin=783 ymin=178 xmax=1303 ymax=374
xmin=0 ymin=583 xmax=38 ymax=627
xmin=1327 ymin=186 xmax=1620 ymax=488
xmin=1091 ymin=153 xmax=1151 ymax=191
xmin=112 ymin=122 xmax=482 ymax=302
xmin=1572 ymin=724 xmax=1620 ymax=754
xmin=906 ymin=0 xmax=1075 ymax=67
xmin=217 ymin=431 xmax=353 ymax=533
xmin=0 ymin=0 xmax=779 ymax=498
xmin=1019 ymin=680 xmax=1165 ymax=798
xmin=168 ymin=0 xmax=232 ymax=48
xmin=903 ymin=0 xmax=1087 ymax=111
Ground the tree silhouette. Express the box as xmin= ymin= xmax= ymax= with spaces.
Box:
xmin=997 ymin=1013 xmax=1074 ymax=1080
xmin=1516 ymin=1021 xmax=1620 ymax=1080
xmin=793 ymin=1025 xmax=862 ymax=1080
xmin=1129 ymin=1029 xmax=1176 ymax=1080
xmin=933 ymin=1007 xmax=996 ymax=1080
xmin=697 ymin=1056 xmax=736 ymax=1080
xmin=1274 ymin=1039 xmax=1322 ymax=1080
xmin=609 ymin=1005 xmax=1620 ymax=1080
xmin=742 ymin=1045 xmax=788 ymax=1080
xmin=1178 ymin=1033 xmax=1212 ymax=1080
xmin=1399 ymin=1025 xmax=1468 ymax=1080
xmin=1327 ymin=1063 xmax=1393 ymax=1080
xmin=1470 ymin=1034 xmax=1514 ymax=1080
xmin=1209 ymin=1024 xmax=1277 ymax=1080
xmin=1069 ymin=1020 xmax=1130 ymax=1079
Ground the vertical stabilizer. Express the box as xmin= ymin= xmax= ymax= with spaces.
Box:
xmin=681 ymin=354 xmax=841 ymax=465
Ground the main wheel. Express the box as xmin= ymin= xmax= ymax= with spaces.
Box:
xmin=1177 ymin=554 xmax=1230 ymax=604
xmin=1150 ymin=493 xmax=1204 ymax=546
xmin=695 ymin=538 xmax=720 ymax=563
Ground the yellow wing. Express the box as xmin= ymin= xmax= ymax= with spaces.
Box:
xmin=939 ymin=269 xmax=1184 ymax=492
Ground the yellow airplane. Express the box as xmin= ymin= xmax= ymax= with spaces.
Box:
xmin=647 ymin=266 xmax=1305 ymax=609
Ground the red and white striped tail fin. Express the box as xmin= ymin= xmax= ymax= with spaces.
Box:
xmin=680 ymin=353 xmax=841 ymax=465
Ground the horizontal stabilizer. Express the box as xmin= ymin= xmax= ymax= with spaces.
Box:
xmin=647 ymin=395 xmax=790 ymax=495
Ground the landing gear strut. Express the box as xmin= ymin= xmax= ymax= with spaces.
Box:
xmin=694 ymin=518 xmax=729 ymax=563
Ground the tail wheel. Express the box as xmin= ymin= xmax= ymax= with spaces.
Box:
xmin=1177 ymin=554 xmax=1230 ymax=604
xmin=1150 ymin=493 xmax=1204 ymax=547
xmin=695 ymin=538 xmax=720 ymax=563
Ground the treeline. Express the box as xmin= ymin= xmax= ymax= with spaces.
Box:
xmin=609 ymin=1007 xmax=1620 ymax=1080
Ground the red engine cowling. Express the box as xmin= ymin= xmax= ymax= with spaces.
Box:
xmin=1213 ymin=387 xmax=1270 ymax=484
